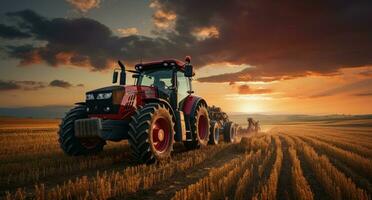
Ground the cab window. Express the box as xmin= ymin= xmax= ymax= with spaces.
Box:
xmin=177 ymin=71 xmax=190 ymax=102
xmin=138 ymin=68 xmax=173 ymax=95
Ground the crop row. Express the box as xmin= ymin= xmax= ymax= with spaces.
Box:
xmin=0 ymin=143 xmax=129 ymax=188
xmin=251 ymin=135 xmax=283 ymax=200
xmin=275 ymin=126 xmax=372 ymax=149
xmin=293 ymin=136 xmax=369 ymax=200
xmin=298 ymin=135 xmax=372 ymax=180
xmin=172 ymin=135 xmax=277 ymax=200
xmin=4 ymin=143 xmax=231 ymax=200
xmin=306 ymin=134 xmax=372 ymax=158
xmin=282 ymin=135 xmax=314 ymax=200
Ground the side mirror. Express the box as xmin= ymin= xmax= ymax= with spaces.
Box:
xmin=112 ymin=71 xmax=118 ymax=83
xmin=184 ymin=64 xmax=194 ymax=77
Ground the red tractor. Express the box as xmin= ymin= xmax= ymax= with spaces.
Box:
xmin=58 ymin=57 xmax=237 ymax=163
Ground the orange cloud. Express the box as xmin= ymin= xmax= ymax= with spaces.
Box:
xmin=153 ymin=10 xmax=176 ymax=29
xmin=150 ymin=0 xmax=176 ymax=29
xmin=117 ymin=27 xmax=139 ymax=37
xmin=19 ymin=49 xmax=42 ymax=66
xmin=66 ymin=0 xmax=100 ymax=12
xmin=238 ymin=84 xmax=272 ymax=95
xmin=359 ymin=69 xmax=372 ymax=77
xmin=192 ymin=26 xmax=219 ymax=41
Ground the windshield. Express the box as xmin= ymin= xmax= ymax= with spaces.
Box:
xmin=136 ymin=68 xmax=173 ymax=91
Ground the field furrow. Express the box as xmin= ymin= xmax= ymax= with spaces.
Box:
xmin=306 ymin=134 xmax=372 ymax=158
xmin=282 ymin=135 xmax=314 ymax=200
xmin=276 ymin=136 xmax=294 ymax=200
xmin=299 ymin=135 xmax=372 ymax=181
xmin=251 ymin=135 xmax=283 ymax=200
xmin=294 ymin=136 xmax=369 ymax=200
xmin=172 ymin=135 xmax=273 ymax=200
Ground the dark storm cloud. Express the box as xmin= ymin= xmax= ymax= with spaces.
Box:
xmin=1 ymin=0 xmax=372 ymax=80
xmin=0 ymin=79 xmax=79 ymax=91
xmin=198 ymin=67 xmax=308 ymax=83
xmin=2 ymin=9 xmax=183 ymax=71
xmin=0 ymin=24 xmax=31 ymax=39
xmin=155 ymin=0 xmax=372 ymax=82
xmin=49 ymin=79 xmax=72 ymax=88
xmin=0 ymin=80 xmax=21 ymax=91
xmin=0 ymin=80 xmax=46 ymax=91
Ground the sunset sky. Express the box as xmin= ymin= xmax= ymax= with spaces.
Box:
xmin=0 ymin=0 xmax=371 ymax=115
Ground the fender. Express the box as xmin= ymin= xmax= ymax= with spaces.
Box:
xmin=180 ymin=95 xmax=208 ymax=115
xmin=75 ymin=102 xmax=86 ymax=106
xmin=143 ymin=98 xmax=176 ymax=118
xmin=181 ymin=95 xmax=207 ymax=116
xmin=180 ymin=95 xmax=208 ymax=132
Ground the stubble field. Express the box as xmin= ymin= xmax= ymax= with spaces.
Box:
xmin=0 ymin=117 xmax=371 ymax=200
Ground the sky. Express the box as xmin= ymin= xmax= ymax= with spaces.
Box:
xmin=0 ymin=0 xmax=371 ymax=115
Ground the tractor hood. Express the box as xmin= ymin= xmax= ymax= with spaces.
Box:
xmin=85 ymin=85 xmax=157 ymax=116
xmin=85 ymin=86 xmax=124 ymax=115
xmin=87 ymin=85 xmax=124 ymax=94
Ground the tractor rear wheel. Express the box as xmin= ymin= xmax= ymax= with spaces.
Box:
xmin=58 ymin=105 xmax=105 ymax=156
xmin=223 ymin=122 xmax=236 ymax=143
xmin=128 ymin=103 xmax=175 ymax=164
xmin=184 ymin=103 xmax=210 ymax=149
xmin=208 ymin=121 xmax=220 ymax=145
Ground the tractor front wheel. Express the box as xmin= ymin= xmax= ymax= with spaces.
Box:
xmin=58 ymin=105 xmax=105 ymax=156
xmin=128 ymin=103 xmax=175 ymax=164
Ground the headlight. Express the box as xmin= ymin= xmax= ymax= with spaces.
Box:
xmin=96 ymin=92 xmax=112 ymax=100
xmin=86 ymin=93 xmax=95 ymax=100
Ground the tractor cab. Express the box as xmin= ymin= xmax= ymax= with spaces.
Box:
xmin=131 ymin=59 xmax=194 ymax=109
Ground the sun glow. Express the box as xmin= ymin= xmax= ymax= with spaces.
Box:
xmin=239 ymin=102 xmax=266 ymax=113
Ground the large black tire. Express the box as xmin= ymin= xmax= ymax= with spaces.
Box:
xmin=128 ymin=103 xmax=175 ymax=164
xmin=208 ymin=121 xmax=220 ymax=145
xmin=184 ymin=103 xmax=210 ymax=149
xmin=58 ymin=105 xmax=105 ymax=156
xmin=223 ymin=122 xmax=236 ymax=143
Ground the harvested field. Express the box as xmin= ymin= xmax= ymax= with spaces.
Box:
xmin=1 ymin=118 xmax=371 ymax=200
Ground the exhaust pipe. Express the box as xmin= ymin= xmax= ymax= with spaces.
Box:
xmin=118 ymin=60 xmax=126 ymax=85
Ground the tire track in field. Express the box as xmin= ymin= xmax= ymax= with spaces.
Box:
xmin=122 ymin=144 xmax=242 ymax=200
xmin=277 ymin=136 xmax=294 ymax=200
xmin=289 ymin=135 xmax=331 ymax=200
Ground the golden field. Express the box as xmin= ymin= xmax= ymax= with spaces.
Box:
xmin=0 ymin=117 xmax=371 ymax=200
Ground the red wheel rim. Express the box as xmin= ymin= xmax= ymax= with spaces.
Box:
xmin=198 ymin=115 xmax=208 ymax=140
xmin=152 ymin=117 xmax=171 ymax=153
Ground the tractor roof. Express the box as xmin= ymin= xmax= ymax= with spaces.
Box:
xmin=135 ymin=59 xmax=186 ymax=72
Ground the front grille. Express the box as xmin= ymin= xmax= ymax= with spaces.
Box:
xmin=123 ymin=94 xmax=135 ymax=110
xmin=86 ymin=99 xmax=120 ymax=114
xmin=74 ymin=118 xmax=102 ymax=138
